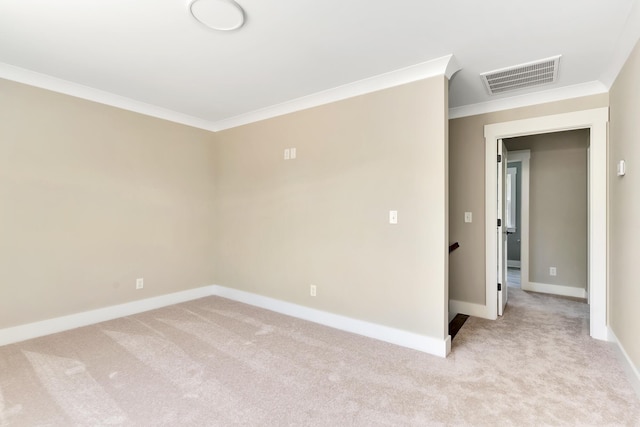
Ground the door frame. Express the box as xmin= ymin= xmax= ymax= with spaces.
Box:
xmin=497 ymin=140 xmax=508 ymax=315
xmin=484 ymin=107 xmax=608 ymax=341
xmin=506 ymin=150 xmax=530 ymax=291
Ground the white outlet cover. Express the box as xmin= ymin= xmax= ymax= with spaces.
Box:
xmin=464 ymin=212 xmax=472 ymax=223
xmin=290 ymin=147 xmax=296 ymax=159
xmin=284 ymin=148 xmax=290 ymax=160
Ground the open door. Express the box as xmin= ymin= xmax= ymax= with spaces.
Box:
xmin=497 ymin=140 xmax=508 ymax=316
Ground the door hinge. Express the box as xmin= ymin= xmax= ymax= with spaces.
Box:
xmin=498 ymin=283 xmax=502 ymax=291
xmin=497 ymin=154 xmax=502 ymax=163
xmin=497 ymin=218 xmax=502 ymax=227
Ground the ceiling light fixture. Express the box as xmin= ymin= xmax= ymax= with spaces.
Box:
xmin=189 ymin=0 xmax=245 ymax=31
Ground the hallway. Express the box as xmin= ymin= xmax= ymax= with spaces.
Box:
xmin=507 ymin=267 xmax=521 ymax=288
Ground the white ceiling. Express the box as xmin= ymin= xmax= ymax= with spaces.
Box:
xmin=1 ymin=0 xmax=639 ymax=130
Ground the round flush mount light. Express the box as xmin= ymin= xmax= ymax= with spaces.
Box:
xmin=189 ymin=0 xmax=245 ymax=31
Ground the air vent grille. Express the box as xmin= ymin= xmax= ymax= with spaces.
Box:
xmin=480 ymin=55 xmax=561 ymax=95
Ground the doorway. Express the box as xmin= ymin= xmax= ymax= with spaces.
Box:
xmin=484 ymin=108 xmax=608 ymax=341
xmin=503 ymin=131 xmax=590 ymax=300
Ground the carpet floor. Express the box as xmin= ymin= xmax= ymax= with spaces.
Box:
xmin=1 ymin=288 xmax=638 ymax=426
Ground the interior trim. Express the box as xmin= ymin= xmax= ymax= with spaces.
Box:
xmin=214 ymin=54 xmax=460 ymax=131
xmin=449 ymin=299 xmax=492 ymax=319
xmin=449 ymin=81 xmax=608 ymax=120
xmin=212 ymin=285 xmax=451 ymax=357
xmin=0 ymin=284 xmax=451 ymax=358
xmin=506 ymin=150 xmax=531 ymax=294
xmin=0 ymin=285 xmax=216 ymax=347
xmin=484 ymin=107 xmax=609 ymax=340
xmin=609 ymin=328 xmax=640 ymax=399
xmin=598 ymin=0 xmax=640 ymax=88
xmin=0 ymin=62 xmax=219 ymax=132
xmin=0 ymin=55 xmax=460 ymax=133
xmin=523 ymin=282 xmax=587 ymax=299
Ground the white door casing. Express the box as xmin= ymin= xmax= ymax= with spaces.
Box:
xmin=507 ymin=150 xmax=531 ymax=293
xmin=497 ymin=140 xmax=508 ymax=316
xmin=484 ymin=107 xmax=608 ymax=341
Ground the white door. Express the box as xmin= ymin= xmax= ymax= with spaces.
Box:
xmin=497 ymin=140 xmax=508 ymax=316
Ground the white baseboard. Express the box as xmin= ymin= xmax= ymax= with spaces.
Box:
xmin=449 ymin=299 xmax=495 ymax=320
xmin=522 ymin=282 xmax=587 ymax=299
xmin=0 ymin=284 xmax=451 ymax=358
xmin=212 ymin=285 xmax=450 ymax=357
xmin=608 ymin=328 xmax=640 ymax=399
xmin=507 ymin=260 xmax=521 ymax=268
xmin=0 ymin=286 xmax=215 ymax=347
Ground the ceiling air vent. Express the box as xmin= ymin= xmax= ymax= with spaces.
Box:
xmin=480 ymin=55 xmax=561 ymax=95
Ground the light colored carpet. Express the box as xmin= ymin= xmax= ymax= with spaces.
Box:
xmin=1 ymin=288 xmax=638 ymax=426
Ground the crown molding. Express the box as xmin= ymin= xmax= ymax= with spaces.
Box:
xmin=599 ymin=0 xmax=640 ymax=88
xmin=448 ymin=81 xmax=608 ymax=120
xmin=1 ymin=55 xmax=460 ymax=133
xmin=213 ymin=54 xmax=460 ymax=131
xmin=0 ymin=62 xmax=220 ymax=132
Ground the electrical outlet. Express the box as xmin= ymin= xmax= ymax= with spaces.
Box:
xmin=310 ymin=284 xmax=316 ymax=297
xmin=136 ymin=278 xmax=144 ymax=289
xmin=290 ymin=147 xmax=296 ymax=159
xmin=284 ymin=148 xmax=290 ymax=160
xmin=549 ymin=267 xmax=557 ymax=277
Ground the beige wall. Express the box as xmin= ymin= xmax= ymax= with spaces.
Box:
xmin=505 ymin=130 xmax=589 ymax=289
xmin=449 ymin=94 xmax=608 ymax=305
xmin=1 ymin=75 xmax=450 ymax=344
xmin=609 ymin=40 xmax=640 ymax=372
xmin=0 ymin=79 xmax=217 ymax=329
xmin=214 ymin=77 xmax=449 ymax=339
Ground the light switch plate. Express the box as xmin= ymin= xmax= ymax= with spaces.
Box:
xmin=389 ymin=210 xmax=398 ymax=224
xmin=465 ymin=212 xmax=472 ymax=223
xmin=290 ymin=147 xmax=296 ymax=159
xmin=284 ymin=149 xmax=290 ymax=160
